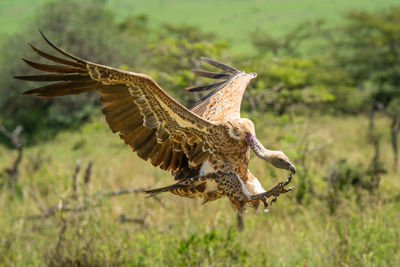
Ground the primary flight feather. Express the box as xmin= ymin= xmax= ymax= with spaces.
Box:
xmin=16 ymin=32 xmax=296 ymax=214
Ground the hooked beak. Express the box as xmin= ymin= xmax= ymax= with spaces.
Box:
xmin=288 ymin=162 xmax=296 ymax=174
xmin=247 ymin=72 xmax=257 ymax=79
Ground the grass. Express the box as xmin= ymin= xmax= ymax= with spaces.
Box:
xmin=1 ymin=114 xmax=399 ymax=266
xmin=1 ymin=0 xmax=399 ymax=53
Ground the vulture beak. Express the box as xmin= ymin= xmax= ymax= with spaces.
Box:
xmin=288 ymin=162 xmax=296 ymax=174
xmin=248 ymin=72 xmax=257 ymax=79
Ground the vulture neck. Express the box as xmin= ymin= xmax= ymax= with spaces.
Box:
xmin=245 ymin=133 xmax=276 ymax=162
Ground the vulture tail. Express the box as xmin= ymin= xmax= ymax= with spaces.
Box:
xmin=144 ymin=184 xmax=182 ymax=197
xmin=145 ymin=176 xmax=209 ymax=198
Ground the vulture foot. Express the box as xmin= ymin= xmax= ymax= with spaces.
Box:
xmin=250 ymin=173 xmax=295 ymax=212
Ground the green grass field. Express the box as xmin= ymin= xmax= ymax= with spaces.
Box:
xmin=1 ymin=0 xmax=399 ymax=52
xmin=1 ymin=115 xmax=399 ymax=265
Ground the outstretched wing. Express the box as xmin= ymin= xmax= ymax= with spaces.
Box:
xmin=186 ymin=58 xmax=253 ymax=121
xmin=16 ymin=32 xmax=226 ymax=172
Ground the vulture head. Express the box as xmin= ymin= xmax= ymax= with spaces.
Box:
xmin=265 ymin=150 xmax=296 ymax=174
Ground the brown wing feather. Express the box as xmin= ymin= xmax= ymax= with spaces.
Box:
xmin=16 ymin=33 xmax=228 ymax=174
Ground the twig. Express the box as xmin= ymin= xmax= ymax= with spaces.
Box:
xmin=83 ymin=161 xmax=93 ymax=187
xmin=0 ymin=124 xmax=24 ymax=148
xmin=24 ymin=203 xmax=92 ymax=220
xmin=22 ymin=158 xmax=164 ymax=222
xmin=55 ymin=200 xmax=67 ymax=255
xmin=23 ymin=186 xmax=153 ymax=221
xmin=118 ymin=212 xmax=148 ymax=225
xmin=93 ymin=187 xmax=148 ymax=198
xmin=72 ymin=159 xmax=81 ymax=199
xmin=94 ymin=186 xmax=166 ymax=207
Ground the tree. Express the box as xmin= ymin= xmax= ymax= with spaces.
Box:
xmin=335 ymin=7 xmax=400 ymax=170
xmin=250 ymin=21 xmax=324 ymax=57
xmin=240 ymin=54 xmax=336 ymax=115
xmin=144 ymin=24 xmax=231 ymax=107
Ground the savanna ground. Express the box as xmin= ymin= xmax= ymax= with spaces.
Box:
xmin=1 ymin=115 xmax=399 ymax=266
xmin=1 ymin=0 xmax=400 ymax=266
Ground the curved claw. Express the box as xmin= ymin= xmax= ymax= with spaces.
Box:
xmin=271 ymin=196 xmax=277 ymax=205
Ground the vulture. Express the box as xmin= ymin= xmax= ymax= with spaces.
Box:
xmin=15 ymin=32 xmax=296 ymax=214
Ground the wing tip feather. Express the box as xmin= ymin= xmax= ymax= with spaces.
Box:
xmin=200 ymin=57 xmax=239 ymax=74
xmin=22 ymin=89 xmax=37 ymax=95
xmin=37 ymin=29 xmax=86 ymax=63
xmin=13 ymin=75 xmax=28 ymax=81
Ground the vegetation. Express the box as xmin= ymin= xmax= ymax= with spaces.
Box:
xmin=0 ymin=0 xmax=399 ymax=266
xmin=1 ymin=0 xmax=399 ymax=52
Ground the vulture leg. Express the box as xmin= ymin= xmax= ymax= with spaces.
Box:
xmin=212 ymin=172 xmax=294 ymax=214
xmin=212 ymin=172 xmax=250 ymax=214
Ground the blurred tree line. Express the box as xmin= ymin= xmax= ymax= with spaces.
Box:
xmin=0 ymin=0 xmax=399 ymax=158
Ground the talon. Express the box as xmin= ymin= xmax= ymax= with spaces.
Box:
xmin=261 ymin=197 xmax=269 ymax=210
xmin=251 ymin=173 xmax=295 ymax=209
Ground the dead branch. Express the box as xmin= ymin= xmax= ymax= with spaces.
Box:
xmin=118 ymin=212 xmax=148 ymax=226
xmin=23 ymin=186 xmax=150 ymax=221
xmin=72 ymin=159 xmax=81 ymax=199
xmin=0 ymin=123 xmax=25 ymax=186
xmin=24 ymin=203 xmax=92 ymax=220
xmin=83 ymin=161 xmax=93 ymax=187
xmin=367 ymin=108 xmax=381 ymax=166
xmin=92 ymin=185 xmax=165 ymax=207
xmin=93 ymin=187 xmax=148 ymax=198
xmin=390 ymin=116 xmax=399 ymax=171
xmin=0 ymin=124 xmax=24 ymax=148
xmin=55 ymin=200 xmax=67 ymax=256
xmin=23 ymin=159 xmax=165 ymax=222
xmin=375 ymin=102 xmax=399 ymax=171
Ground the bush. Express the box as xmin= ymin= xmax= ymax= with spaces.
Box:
xmin=325 ymin=159 xmax=386 ymax=213
xmin=0 ymin=0 xmax=139 ymax=141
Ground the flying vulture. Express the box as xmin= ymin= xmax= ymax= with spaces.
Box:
xmin=15 ymin=32 xmax=296 ymax=214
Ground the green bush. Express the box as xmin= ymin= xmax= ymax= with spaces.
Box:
xmin=0 ymin=0 xmax=139 ymax=141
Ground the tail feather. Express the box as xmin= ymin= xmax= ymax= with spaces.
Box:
xmin=145 ymin=180 xmax=208 ymax=198
xmin=145 ymin=184 xmax=180 ymax=198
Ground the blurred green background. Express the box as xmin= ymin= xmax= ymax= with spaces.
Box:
xmin=0 ymin=0 xmax=399 ymax=266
